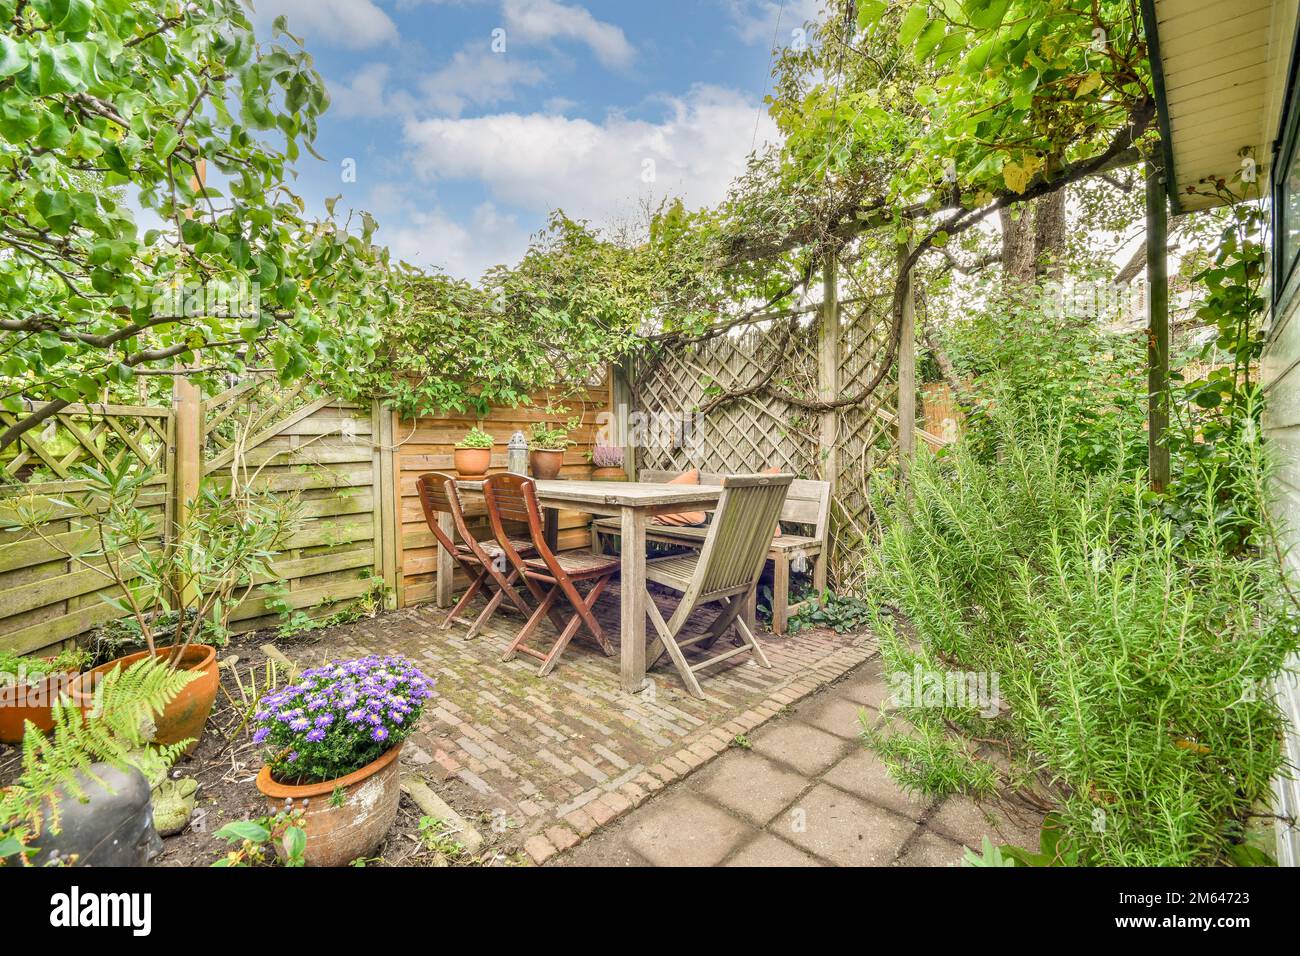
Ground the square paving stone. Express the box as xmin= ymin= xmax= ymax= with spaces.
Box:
xmin=695 ymin=752 xmax=810 ymax=826
xmin=778 ymin=783 xmax=915 ymax=866
xmin=894 ymin=830 xmax=965 ymax=867
xmin=822 ymin=749 xmax=933 ymax=822
xmin=836 ymin=665 xmax=892 ymax=710
xmin=751 ymin=722 xmax=852 ymax=776
xmin=624 ymin=792 xmax=758 ymax=867
xmin=795 ymin=694 xmax=873 ymax=740
xmin=925 ymin=797 xmax=1041 ymax=851
xmin=724 ymin=833 xmax=825 ymax=867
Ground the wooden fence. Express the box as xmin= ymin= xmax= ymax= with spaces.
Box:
xmin=0 ymin=376 xmax=612 ymax=657
xmin=0 ymin=403 xmax=173 ymax=656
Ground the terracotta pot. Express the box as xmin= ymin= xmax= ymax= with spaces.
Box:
xmin=72 ymin=643 xmax=218 ymax=753
xmin=453 ymin=446 xmax=492 ymax=479
xmin=590 ymin=466 xmax=627 ymax=481
xmin=530 ymin=449 xmax=565 ymax=480
xmin=0 ymin=658 xmax=81 ymax=744
xmin=256 ymin=743 xmax=403 ymax=867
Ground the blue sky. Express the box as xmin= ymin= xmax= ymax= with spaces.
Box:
xmin=246 ymin=0 xmax=822 ymax=280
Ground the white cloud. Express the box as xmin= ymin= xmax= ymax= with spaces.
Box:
xmin=726 ymin=0 xmax=823 ymax=46
xmin=328 ymin=64 xmax=417 ymax=120
xmin=502 ymin=0 xmax=635 ymax=68
xmin=402 ymin=85 xmax=777 ymax=224
xmin=251 ymin=0 xmax=397 ymax=50
xmin=418 ymin=46 xmax=548 ymax=117
xmin=377 ymin=199 xmax=530 ymax=280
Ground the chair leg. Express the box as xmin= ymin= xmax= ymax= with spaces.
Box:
xmin=442 ymin=566 xmax=487 ymax=630
xmin=771 ymin=553 xmax=791 ymax=636
xmin=590 ymin=522 xmax=602 ymax=554
xmin=647 ymin=596 xmax=705 ymax=698
xmin=733 ymin=613 xmax=772 ymax=668
xmin=741 ymin=585 xmax=757 ymax=634
xmin=501 ymin=586 xmax=559 ymax=662
xmin=812 ymin=550 xmax=827 ymax=595
xmin=536 ymin=577 xmax=613 ymax=676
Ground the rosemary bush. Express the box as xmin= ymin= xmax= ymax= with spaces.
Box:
xmin=864 ymin=405 xmax=1299 ymax=865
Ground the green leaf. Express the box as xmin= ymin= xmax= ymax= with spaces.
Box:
xmin=0 ymin=35 xmax=28 ymax=78
xmin=898 ymin=5 xmax=930 ymax=48
xmin=215 ymin=820 xmax=270 ymax=843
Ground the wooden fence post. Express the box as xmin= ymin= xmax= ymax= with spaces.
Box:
xmin=819 ymin=254 xmax=840 ymax=487
xmin=170 ymin=376 xmax=202 ymax=602
xmin=612 ymin=358 xmax=636 ymax=480
xmin=375 ymin=401 xmax=402 ymax=610
xmin=897 ymin=244 xmax=917 ymax=487
xmin=1146 ymin=156 xmax=1171 ymax=493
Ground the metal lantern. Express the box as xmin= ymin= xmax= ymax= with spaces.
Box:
xmin=507 ymin=430 xmax=528 ymax=475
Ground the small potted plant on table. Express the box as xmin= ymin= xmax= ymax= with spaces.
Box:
xmin=251 ymin=655 xmax=435 ymax=866
xmin=590 ymin=444 xmax=626 ymax=480
xmin=528 ymin=421 xmax=575 ymax=480
xmin=452 ymin=426 xmax=494 ymax=479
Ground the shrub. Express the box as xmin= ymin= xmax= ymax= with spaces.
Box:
xmin=528 ymin=421 xmax=574 ymax=451
xmin=862 ymin=406 xmax=1299 ymax=865
xmin=252 ymin=655 xmax=435 ymax=784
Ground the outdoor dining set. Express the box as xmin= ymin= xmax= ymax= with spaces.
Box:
xmin=415 ymin=470 xmax=831 ymax=698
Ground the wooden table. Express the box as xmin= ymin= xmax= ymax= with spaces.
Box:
xmin=450 ymin=479 xmax=723 ymax=692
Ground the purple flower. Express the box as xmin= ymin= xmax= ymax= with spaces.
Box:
xmin=252 ymin=727 xmax=270 ymax=745
xmin=290 ymin=717 xmax=310 ymax=732
xmin=306 ymin=728 xmax=326 ymax=743
xmin=371 ymin=726 xmax=389 ymax=743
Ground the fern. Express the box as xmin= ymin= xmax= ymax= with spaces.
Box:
xmin=0 ymin=658 xmax=197 ymax=864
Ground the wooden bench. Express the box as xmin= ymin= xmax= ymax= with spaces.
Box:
xmin=591 ymin=469 xmax=830 ymax=634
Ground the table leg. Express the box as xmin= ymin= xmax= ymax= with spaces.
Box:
xmin=619 ymin=506 xmax=647 ymax=693
xmin=435 ymin=512 xmax=455 ymax=608
xmin=544 ymin=507 xmax=559 ymax=552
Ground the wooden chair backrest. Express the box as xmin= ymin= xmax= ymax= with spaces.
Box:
xmin=639 ymin=469 xmax=829 ymax=542
xmin=481 ymin=473 xmax=552 ymax=570
xmin=691 ymin=473 xmax=794 ymax=601
xmin=416 ymin=472 xmax=460 ymax=556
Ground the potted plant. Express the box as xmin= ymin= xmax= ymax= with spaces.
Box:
xmin=251 ymin=655 xmax=435 ymax=867
xmin=528 ymin=421 xmax=575 ymax=480
xmin=452 ymin=426 xmax=494 ymax=479
xmin=0 ymin=648 xmax=92 ymax=745
xmin=590 ymin=444 xmax=626 ymax=481
xmin=10 ymin=460 xmax=296 ymax=752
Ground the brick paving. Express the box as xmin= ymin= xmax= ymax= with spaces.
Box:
xmin=554 ymin=659 xmax=1044 ymax=867
xmin=282 ymin=581 xmax=874 ymax=861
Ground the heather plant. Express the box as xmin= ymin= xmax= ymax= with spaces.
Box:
xmin=862 ymin=403 xmax=1299 ymax=865
xmin=252 ymin=656 xmax=435 ymax=784
xmin=591 ymin=444 xmax=624 ymax=469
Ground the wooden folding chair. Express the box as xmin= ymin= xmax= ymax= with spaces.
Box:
xmin=416 ymin=473 xmax=536 ymax=639
xmin=641 ymin=473 xmax=794 ymax=698
xmin=481 ymin=473 xmax=620 ymax=676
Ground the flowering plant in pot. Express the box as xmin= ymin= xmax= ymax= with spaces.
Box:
xmin=528 ymin=420 xmax=575 ymax=480
xmin=589 ymin=444 xmax=626 ymax=480
xmin=8 ymin=460 xmax=296 ymax=751
xmin=453 ymin=426 xmax=494 ymax=479
xmin=251 ymin=655 xmax=435 ymax=866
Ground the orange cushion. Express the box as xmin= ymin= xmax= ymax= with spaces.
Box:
xmin=653 ymin=468 xmax=707 ymax=526
xmin=763 ymin=467 xmax=783 ymax=537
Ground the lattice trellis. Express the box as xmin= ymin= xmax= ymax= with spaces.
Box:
xmin=0 ymin=402 xmax=170 ymax=487
xmin=631 ymin=298 xmax=900 ymax=592
xmin=201 ymin=375 xmax=314 ymax=464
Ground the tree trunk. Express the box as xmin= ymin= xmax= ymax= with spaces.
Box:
xmin=999 ymin=191 xmax=1067 ymax=283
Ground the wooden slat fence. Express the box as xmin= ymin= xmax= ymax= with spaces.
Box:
xmin=0 ymin=402 xmax=172 ymax=655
